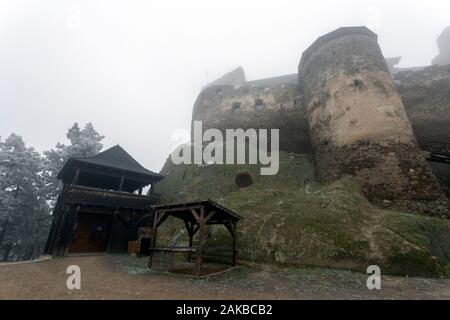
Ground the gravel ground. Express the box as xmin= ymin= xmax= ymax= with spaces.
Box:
xmin=0 ymin=255 xmax=449 ymax=300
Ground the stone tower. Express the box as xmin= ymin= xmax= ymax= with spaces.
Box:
xmin=298 ymin=27 xmax=448 ymax=216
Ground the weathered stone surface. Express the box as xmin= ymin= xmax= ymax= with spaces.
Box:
xmin=203 ymin=66 xmax=246 ymax=89
xmin=429 ymin=161 xmax=450 ymax=199
xmin=395 ymin=65 xmax=450 ymax=199
xmin=395 ymin=65 xmax=450 ymax=154
xmin=192 ymin=73 xmax=311 ymax=154
xmin=157 ymin=155 xmax=450 ymax=277
xmin=298 ymin=26 xmax=448 ymax=216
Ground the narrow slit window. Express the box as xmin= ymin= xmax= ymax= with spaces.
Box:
xmin=232 ymin=102 xmax=241 ymax=112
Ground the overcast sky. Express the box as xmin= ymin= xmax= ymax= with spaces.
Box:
xmin=0 ymin=0 xmax=449 ymax=172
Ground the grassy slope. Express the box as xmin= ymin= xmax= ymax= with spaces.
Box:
xmin=157 ymin=152 xmax=450 ymax=277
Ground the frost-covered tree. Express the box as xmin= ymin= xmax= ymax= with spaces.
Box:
xmin=43 ymin=122 xmax=104 ymax=204
xmin=0 ymin=134 xmax=51 ymax=261
xmin=0 ymin=123 xmax=104 ymax=261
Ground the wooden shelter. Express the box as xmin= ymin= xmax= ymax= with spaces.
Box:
xmin=45 ymin=145 xmax=164 ymax=256
xmin=150 ymin=200 xmax=242 ymax=277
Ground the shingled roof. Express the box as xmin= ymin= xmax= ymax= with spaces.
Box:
xmin=57 ymin=145 xmax=164 ymax=181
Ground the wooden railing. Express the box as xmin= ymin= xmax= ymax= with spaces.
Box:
xmin=60 ymin=185 xmax=159 ymax=209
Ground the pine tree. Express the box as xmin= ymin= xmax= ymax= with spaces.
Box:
xmin=0 ymin=134 xmax=51 ymax=261
xmin=0 ymin=123 xmax=105 ymax=261
xmin=43 ymin=122 xmax=104 ymax=204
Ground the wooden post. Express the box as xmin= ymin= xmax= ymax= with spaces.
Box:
xmin=72 ymin=167 xmax=80 ymax=185
xmin=149 ymin=210 xmax=159 ymax=268
xmin=184 ymin=220 xmax=193 ymax=262
xmin=44 ymin=216 xmax=55 ymax=254
xmin=196 ymin=206 xmax=205 ymax=278
xmin=152 ymin=210 xmax=163 ymax=247
xmin=149 ymin=183 xmax=155 ymax=195
xmin=119 ymin=174 xmax=125 ymax=191
xmin=45 ymin=206 xmax=62 ymax=255
xmin=54 ymin=204 xmax=70 ymax=256
xmin=107 ymin=208 xmax=119 ymax=253
xmin=231 ymin=220 xmax=237 ymax=267
xmin=48 ymin=203 xmax=67 ymax=255
xmin=64 ymin=205 xmax=80 ymax=256
xmin=224 ymin=219 xmax=237 ymax=267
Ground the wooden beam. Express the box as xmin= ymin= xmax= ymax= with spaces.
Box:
xmin=190 ymin=208 xmax=200 ymax=222
xmin=72 ymin=167 xmax=80 ymax=185
xmin=155 ymin=210 xmax=169 ymax=228
xmin=224 ymin=222 xmax=235 ymax=237
xmin=204 ymin=210 xmax=216 ymax=224
xmin=64 ymin=203 xmax=150 ymax=216
xmin=79 ymin=165 xmax=157 ymax=185
xmin=192 ymin=224 xmax=200 ymax=236
xmin=183 ymin=220 xmax=193 ymax=236
xmin=152 ymin=205 xmax=202 ymax=214
xmin=119 ymin=174 xmax=125 ymax=191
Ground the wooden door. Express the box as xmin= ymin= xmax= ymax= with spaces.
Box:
xmin=68 ymin=213 xmax=112 ymax=253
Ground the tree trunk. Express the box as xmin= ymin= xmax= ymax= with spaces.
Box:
xmin=2 ymin=244 xmax=12 ymax=262
xmin=23 ymin=245 xmax=34 ymax=261
xmin=0 ymin=219 xmax=9 ymax=246
xmin=33 ymin=245 xmax=41 ymax=259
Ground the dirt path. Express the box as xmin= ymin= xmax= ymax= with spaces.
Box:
xmin=0 ymin=255 xmax=449 ymax=299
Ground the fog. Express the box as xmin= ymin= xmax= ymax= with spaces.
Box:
xmin=0 ymin=0 xmax=449 ymax=172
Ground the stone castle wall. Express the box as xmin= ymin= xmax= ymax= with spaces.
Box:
xmin=298 ymin=27 xmax=448 ymax=216
xmin=395 ymin=65 xmax=450 ymax=154
xmin=191 ymin=76 xmax=311 ymax=154
xmin=190 ymin=26 xmax=450 ymax=216
xmin=395 ymin=65 xmax=450 ymax=198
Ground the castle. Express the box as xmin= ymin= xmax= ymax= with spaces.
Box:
xmin=191 ymin=26 xmax=450 ymax=217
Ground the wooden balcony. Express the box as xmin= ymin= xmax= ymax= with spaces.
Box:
xmin=60 ymin=185 xmax=159 ymax=210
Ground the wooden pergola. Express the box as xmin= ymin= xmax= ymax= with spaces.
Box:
xmin=149 ymin=200 xmax=242 ymax=277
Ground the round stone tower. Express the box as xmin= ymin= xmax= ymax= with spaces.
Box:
xmin=298 ymin=26 xmax=448 ymax=216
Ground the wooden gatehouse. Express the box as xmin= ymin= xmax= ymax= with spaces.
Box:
xmin=44 ymin=145 xmax=164 ymax=256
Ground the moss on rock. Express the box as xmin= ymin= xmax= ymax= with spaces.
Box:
xmin=156 ymin=151 xmax=450 ymax=277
